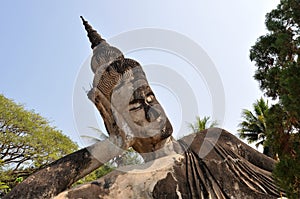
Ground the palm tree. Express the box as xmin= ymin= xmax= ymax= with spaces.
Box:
xmin=188 ymin=116 xmax=218 ymax=133
xmin=238 ymin=97 xmax=272 ymax=157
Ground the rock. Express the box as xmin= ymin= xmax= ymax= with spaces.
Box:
xmin=55 ymin=154 xmax=183 ymax=199
xmin=54 ymin=129 xmax=283 ymax=199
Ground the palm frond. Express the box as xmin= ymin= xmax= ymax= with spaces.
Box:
xmin=187 ymin=116 xmax=218 ymax=133
xmin=237 ymin=97 xmax=269 ymax=148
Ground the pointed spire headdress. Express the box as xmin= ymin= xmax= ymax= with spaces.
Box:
xmin=80 ymin=16 xmax=105 ymax=49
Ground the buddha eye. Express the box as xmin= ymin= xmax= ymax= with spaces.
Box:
xmin=146 ymin=94 xmax=155 ymax=104
xmin=129 ymin=99 xmax=143 ymax=111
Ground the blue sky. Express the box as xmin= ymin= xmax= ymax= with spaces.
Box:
xmin=0 ymin=1 xmax=279 ymax=147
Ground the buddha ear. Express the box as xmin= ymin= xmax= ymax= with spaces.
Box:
xmin=80 ymin=16 xmax=106 ymax=49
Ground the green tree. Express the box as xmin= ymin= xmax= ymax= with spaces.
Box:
xmin=250 ymin=0 xmax=300 ymax=197
xmin=0 ymin=181 xmax=10 ymax=194
xmin=238 ymin=98 xmax=272 ymax=157
xmin=188 ymin=116 xmax=218 ymax=133
xmin=0 ymin=94 xmax=78 ymax=193
xmin=73 ymin=163 xmax=114 ymax=187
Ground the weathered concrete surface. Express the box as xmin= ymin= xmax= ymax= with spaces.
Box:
xmin=54 ymin=129 xmax=283 ymax=199
xmin=54 ymin=154 xmax=183 ymax=199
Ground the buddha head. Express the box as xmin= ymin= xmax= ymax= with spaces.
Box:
xmin=81 ymin=17 xmax=173 ymax=154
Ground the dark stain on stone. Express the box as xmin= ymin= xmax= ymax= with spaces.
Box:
xmin=103 ymin=178 xmax=112 ymax=189
xmin=153 ymin=172 xmax=179 ymax=199
xmin=91 ymin=181 xmax=100 ymax=186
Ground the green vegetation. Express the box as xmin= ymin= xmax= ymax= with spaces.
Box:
xmin=249 ymin=0 xmax=300 ymax=197
xmin=73 ymin=164 xmax=114 ymax=187
xmin=0 ymin=181 xmax=10 ymax=194
xmin=0 ymin=94 xmax=78 ymax=194
xmin=238 ymin=98 xmax=273 ymax=157
xmin=188 ymin=116 xmax=218 ymax=133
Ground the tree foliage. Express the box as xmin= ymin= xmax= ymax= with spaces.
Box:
xmin=238 ymin=98 xmax=273 ymax=157
xmin=250 ymin=0 xmax=300 ymax=197
xmin=0 ymin=181 xmax=10 ymax=194
xmin=188 ymin=116 xmax=218 ymax=133
xmin=73 ymin=163 xmax=114 ymax=187
xmin=0 ymin=94 xmax=78 ymax=193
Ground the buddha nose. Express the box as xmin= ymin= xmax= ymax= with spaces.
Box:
xmin=145 ymin=106 xmax=160 ymax=122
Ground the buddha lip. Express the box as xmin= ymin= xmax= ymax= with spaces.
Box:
xmin=156 ymin=116 xmax=162 ymax=122
xmin=161 ymin=126 xmax=166 ymax=134
xmin=160 ymin=125 xmax=171 ymax=140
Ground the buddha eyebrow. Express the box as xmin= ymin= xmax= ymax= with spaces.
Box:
xmin=129 ymin=98 xmax=143 ymax=104
xmin=129 ymin=91 xmax=154 ymax=104
xmin=146 ymin=92 xmax=155 ymax=98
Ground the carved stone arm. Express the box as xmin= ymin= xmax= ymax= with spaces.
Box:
xmin=3 ymin=139 xmax=124 ymax=199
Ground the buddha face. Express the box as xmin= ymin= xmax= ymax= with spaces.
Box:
xmin=82 ymin=17 xmax=173 ymax=153
xmin=110 ymin=64 xmax=173 ymax=153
